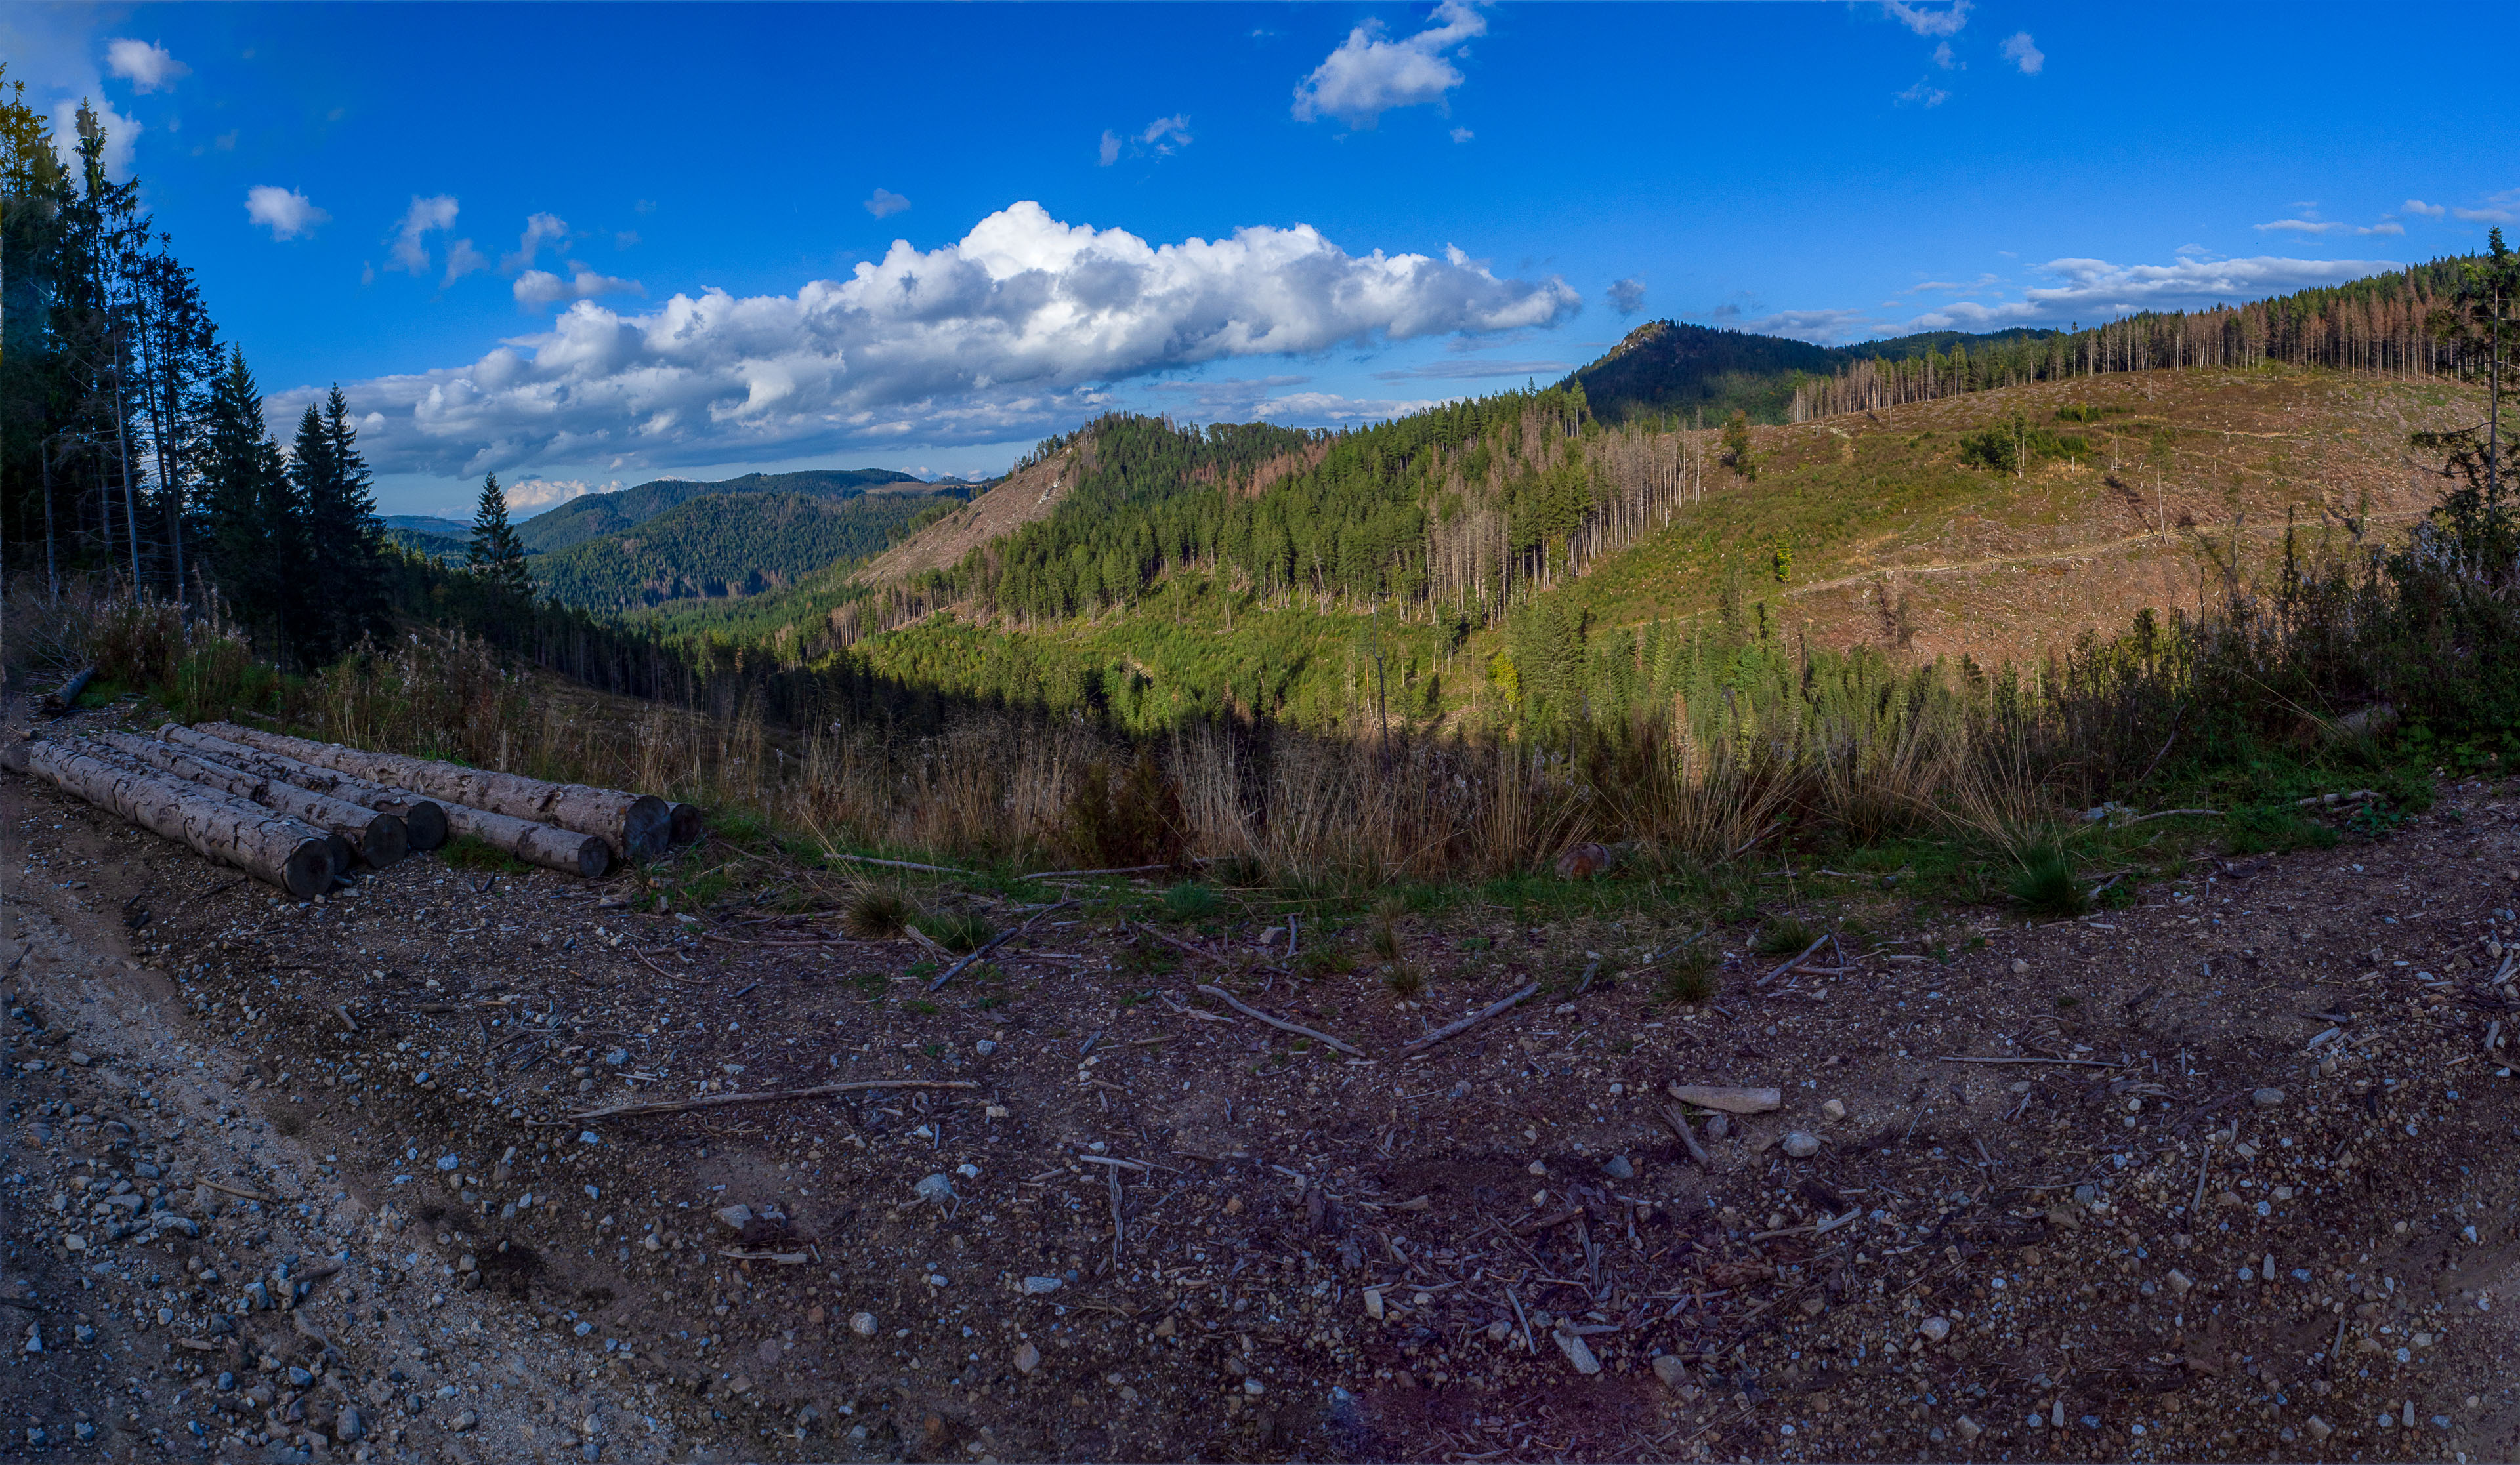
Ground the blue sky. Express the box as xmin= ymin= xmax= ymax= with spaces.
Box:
xmin=9 ymin=1 xmax=2515 ymax=518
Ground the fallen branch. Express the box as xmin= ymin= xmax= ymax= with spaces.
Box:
xmin=1658 ymin=1102 xmax=1713 ymax=1168
xmin=192 ymin=1179 xmax=272 ymax=1203
xmin=2116 ymin=808 xmax=2223 ymax=826
xmin=1666 ymin=1084 xmax=1780 ymax=1113
xmin=717 ymin=1249 xmax=808 ymax=1266
xmin=2296 ymin=789 xmax=2380 ymax=808
xmin=1755 ymin=935 xmax=1831 ymax=988
xmin=823 ymin=852 xmax=973 ymax=877
xmin=1400 ymin=981 xmax=1540 ymax=1054
xmin=1934 ymin=1054 xmax=2125 ymax=1069
xmin=1194 ymin=984 xmax=1364 ymax=1056
xmin=1018 ymin=863 xmax=1176 ymax=881
xmin=568 ymin=1078 xmax=978 ymax=1121
xmin=1728 ymin=822 xmax=1782 ymax=860
xmin=929 ymin=899 xmax=1076 ymax=992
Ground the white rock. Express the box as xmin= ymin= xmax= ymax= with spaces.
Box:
xmin=1552 ymin=1330 xmax=1601 ymax=1376
xmin=713 ymin=1204 xmax=753 ymax=1231
xmin=1917 ymin=1316 xmax=1952 ymax=1344
xmin=2166 ymin=1269 xmax=2192 ymax=1296
xmin=1363 ymin=1289 xmax=1385 ymax=1320
xmin=1011 ymin=1343 xmax=1041 ymax=1375
xmin=1704 ymin=1113 xmax=1731 ymax=1141
xmin=2254 ymin=1087 xmax=2286 ymax=1107
xmin=1955 ymin=1414 xmax=1982 ymax=1443
xmin=1021 ymin=1276 xmax=1062 ymax=1295
xmin=1652 ymin=1355 xmax=1689 ymax=1389
xmin=849 ymin=1312 xmax=879 ymax=1338
xmin=1780 ymin=1131 xmax=1820 ymax=1159
xmin=1820 ymin=1098 xmax=1846 ymax=1121
xmin=914 ymin=1174 xmax=956 ymax=1207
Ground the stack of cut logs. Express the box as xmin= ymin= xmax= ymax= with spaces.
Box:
xmin=0 ymin=720 xmax=698 ymax=898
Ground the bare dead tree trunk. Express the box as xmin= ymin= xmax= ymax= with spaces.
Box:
xmin=196 ymin=721 xmax=670 ymax=859
xmin=98 ymin=732 xmax=408 ymax=867
xmin=158 ymin=724 xmax=448 ymax=850
xmin=2 ymin=737 xmax=335 ymax=897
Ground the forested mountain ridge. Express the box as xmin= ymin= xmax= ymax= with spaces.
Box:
xmin=815 ymin=365 xmax=2480 ymax=735
xmin=515 ymin=467 xmax=929 ymax=554
xmin=1568 ymin=320 xmax=2060 ymax=426
xmin=530 ymin=484 xmax=967 ymax=611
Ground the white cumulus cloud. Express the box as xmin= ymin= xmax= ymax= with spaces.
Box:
xmin=245 ymin=185 xmax=329 ymax=241
xmin=513 ymin=269 xmax=644 ymax=308
xmin=1293 ymin=0 xmax=1485 ymax=129
xmin=864 ymin=189 xmax=910 ymax=219
xmin=387 ymin=195 xmax=459 ymax=276
xmin=293 ymin=199 xmax=1581 ymax=476
xmin=1881 ymin=1 xmax=1971 ymax=38
xmin=105 ymin=38 xmax=188 ymax=92
xmin=1998 ymin=32 xmax=2044 ymax=74
xmin=1606 ymin=277 xmax=1646 ymax=316
xmin=2403 ymin=199 xmax=2446 ymax=218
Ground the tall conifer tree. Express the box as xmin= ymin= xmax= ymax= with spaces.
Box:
xmin=293 ymin=384 xmax=390 ymax=662
xmin=198 ymin=348 xmax=304 ymax=650
xmin=467 ymin=472 xmax=532 ymax=599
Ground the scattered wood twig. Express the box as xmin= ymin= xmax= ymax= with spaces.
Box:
xmin=824 ymin=852 xmax=973 ymax=876
xmin=1658 ymin=1102 xmax=1712 ymax=1168
xmin=1194 ymin=984 xmax=1364 ymax=1056
xmin=192 ymin=1179 xmax=271 ymax=1203
xmin=2296 ymin=790 xmax=2380 ymax=808
xmin=1755 ymin=935 xmax=1831 ymax=988
xmin=1018 ymin=863 xmax=1177 ymax=881
xmin=1935 ymin=1054 xmax=2126 ymax=1069
xmin=929 ymin=899 xmax=1075 ymax=991
xmin=567 ymin=1078 xmax=978 ymax=1121
xmin=1400 ymin=981 xmax=1539 ymax=1054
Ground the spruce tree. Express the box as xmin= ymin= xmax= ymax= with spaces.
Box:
xmin=198 ymin=348 xmax=306 ymax=651
xmin=467 ymin=472 xmax=532 ymax=599
xmin=293 ymin=384 xmax=390 ymax=663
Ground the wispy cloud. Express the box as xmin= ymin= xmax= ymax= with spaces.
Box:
xmin=1998 ymin=32 xmax=2044 ymax=75
xmin=1931 ymin=41 xmax=1960 ymax=70
xmin=104 ymin=37 xmax=188 ymax=92
xmin=1293 ymin=0 xmax=1486 ymax=130
xmin=1099 ymin=115 xmax=1194 ymax=166
xmin=385 ymin=195 xmax=459 ymax=276
xmin=1372 ymin=358 xmax=1570 ymax=381
xmin=1908 ymin=254 xmax=2406 ymax=330
xmin=502 ymin=212 xmax=570 ymax=275
xmin=1881 ymin=1 xmax=1971 ymax=39
xmin=1606 ymin=276 xmax=1646 ymax=316
xmin=244 ymin=185 xmax=329 ymax=241
xmin=1711 ymin=305 xmax=1880 ymax=344
xmin=1895 ymin=77 xmax=1950 ymax=108
xmin=442 ymin=239 xmax=489 ymax=288
xmin=2254 ymin=211 xmax=2403 ymax=237
xmin=2403 ymin=199 xmax=2447 ymax=219
xmin=513 ymin=268 xmax=644 ymax=308
xmin=301 ymin=199 xmax=1580 ymax=476
xmin=864 ymin=189 xmax=911 ymax=219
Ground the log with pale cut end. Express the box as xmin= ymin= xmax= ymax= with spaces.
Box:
xmin=99 ymin=732 xmax=408 ymax=867
xmin=669 ymin=802 xmax=704 ymax=844
xmin=196 ymin=722 xmax=669 ymax=859
xmin=158 ymin=725 xmax=446 ymax=850
xmin=1 ymin=736 xmax=334 ymax=897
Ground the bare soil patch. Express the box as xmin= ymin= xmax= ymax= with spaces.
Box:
xmin=8 ymin=709 xmax=2520 ymax=1463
